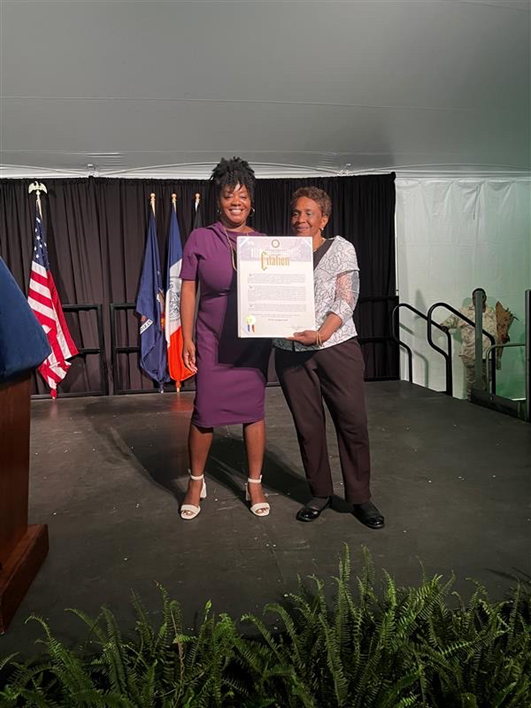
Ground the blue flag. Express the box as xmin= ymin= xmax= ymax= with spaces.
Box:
xmin=165 ymin=202 xmax=194 ymax=386
xmin=136 ymin=210 xmax=169 ymax=386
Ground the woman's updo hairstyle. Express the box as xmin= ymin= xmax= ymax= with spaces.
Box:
xmin=211 ymin=157 xmax=256 ymax=202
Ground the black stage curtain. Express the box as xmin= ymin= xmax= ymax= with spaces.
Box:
xmin=0 ymin=174 xmax=397 ymax=395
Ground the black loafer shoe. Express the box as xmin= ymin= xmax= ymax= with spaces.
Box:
xmin=352 ymin=502 xmax=385 ymax=529
xmin=296 ymin=497 xmax=331 ymax=523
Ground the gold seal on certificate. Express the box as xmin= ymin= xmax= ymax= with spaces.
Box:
xmin=236 ymin=236 xmax=315 ymax=338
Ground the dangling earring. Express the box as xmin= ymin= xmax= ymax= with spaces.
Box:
xmin=248 ymin=206 xmax=256 ymax=218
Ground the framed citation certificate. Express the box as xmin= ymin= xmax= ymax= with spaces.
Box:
xmin=236 ymin=235 xmax=315 ymax=338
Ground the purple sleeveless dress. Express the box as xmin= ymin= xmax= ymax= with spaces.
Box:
xmin=180 ymin=222 xmax=271 ymax=427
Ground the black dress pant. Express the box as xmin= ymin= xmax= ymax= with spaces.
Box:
xmin=275 ymin=338 xmax=371 ymax=505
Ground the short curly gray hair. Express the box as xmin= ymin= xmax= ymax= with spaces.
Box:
xmin=290 ymin=187 xmax=332 ymax=218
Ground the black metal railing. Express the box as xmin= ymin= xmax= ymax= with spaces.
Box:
xmin=110 ymin=302 xmax=147 ymax=395
xmin=427 ymin=302 xmax=496 ymax=395
xmin=391 ymin=303 xmax=452 ymax=392
xmin=32 ymin=303 xmax=108 ymax=398
xmin=356 ymin=295 xmax=400 ymax=381
xmin=110 ymin=295 xmax=400 ymax=394
xmin=109 ymin=302 xmax=185 ymax=395
xmin=392 ymin=300 xmax=497 ymax=397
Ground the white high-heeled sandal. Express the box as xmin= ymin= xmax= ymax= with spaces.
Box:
xmin=180 ymin=473 xmax=207 ymax=520
xmin=245 ymin=476 xmax=270 ymax=517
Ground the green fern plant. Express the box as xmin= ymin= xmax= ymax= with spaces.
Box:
xmin=1 ymin=546 xmax=529 ymax=708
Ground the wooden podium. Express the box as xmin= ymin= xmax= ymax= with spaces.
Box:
xmin=0 ymin=373 xmax=48 ymax=633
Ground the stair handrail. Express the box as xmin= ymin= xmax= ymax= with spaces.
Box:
xmin=427 ymin=302 xmax=496 ymax=394
xmin=391 ymin=303 xmax=452 ymax=392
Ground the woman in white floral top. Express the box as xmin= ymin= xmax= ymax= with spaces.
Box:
xmin=274 ymin=187 xmax=384 ymax=529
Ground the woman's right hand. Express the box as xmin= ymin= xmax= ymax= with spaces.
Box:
xmin=182 ymin=339 xmax=198 ymax=374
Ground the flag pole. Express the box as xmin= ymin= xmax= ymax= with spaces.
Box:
xmin=170 ymin=193 xmax=180 ymax=392
xmin=28 ymin=181 xmax=48 ymax=218
xmin=149 ymin=192 xmax=164 ymax=393
xmin=27 ymin=180 xmax=78 ymax=398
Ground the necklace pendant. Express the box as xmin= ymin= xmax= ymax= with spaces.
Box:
xmin=222 ymin=225 xmax=238 ymax=271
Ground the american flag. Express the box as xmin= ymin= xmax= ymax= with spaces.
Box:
xmin=27 ymin=201 xmax=78 ymax=397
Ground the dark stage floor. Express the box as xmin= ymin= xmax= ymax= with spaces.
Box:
xmin=1 ymin=382 xmax=530 ymax=654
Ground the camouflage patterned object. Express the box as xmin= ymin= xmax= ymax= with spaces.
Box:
xmin=495 ymin=301 xmax=517 ymax=368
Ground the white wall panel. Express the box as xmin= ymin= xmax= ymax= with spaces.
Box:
xmin=396 ymin=178 xmax=530 ymax=399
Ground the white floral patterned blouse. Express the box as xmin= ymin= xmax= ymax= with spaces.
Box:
xmin=274 ymin=235 xmax=360 ymax=351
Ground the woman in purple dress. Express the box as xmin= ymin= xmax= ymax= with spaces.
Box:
xmin=179 ymin=158 xmax=271 ymax=520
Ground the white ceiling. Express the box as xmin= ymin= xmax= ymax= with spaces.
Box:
xmin=1 ymin=0 xmax=529 ymax=178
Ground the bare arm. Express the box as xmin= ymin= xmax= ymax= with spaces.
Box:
xmin=181 ymin=280 xmax=196 ymax=342
xmin=180 ymin=280 xmax=198 ymax=373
